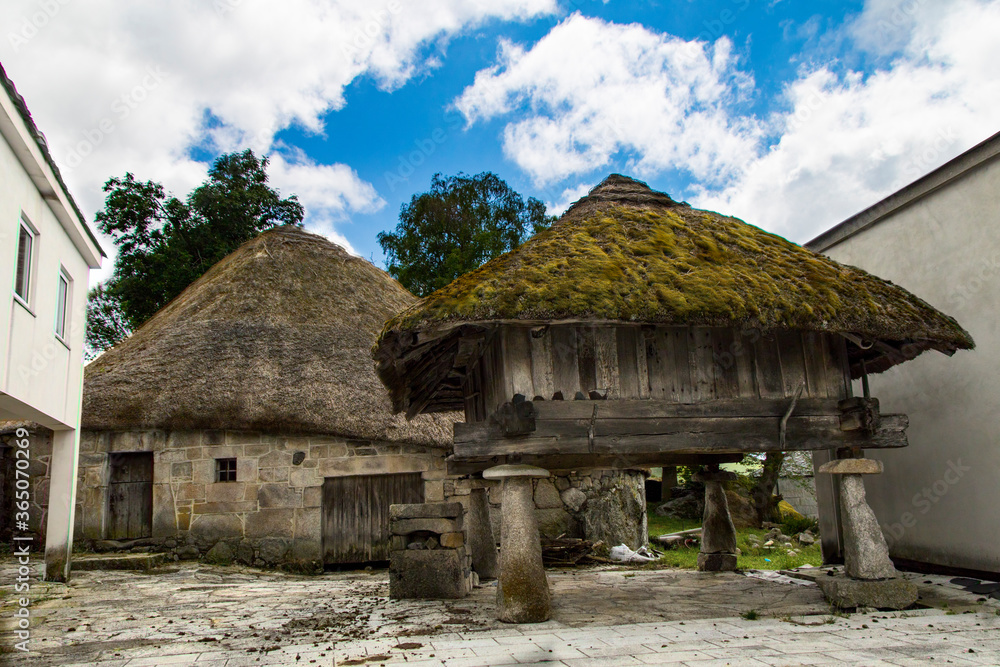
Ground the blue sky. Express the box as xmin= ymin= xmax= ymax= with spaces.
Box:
xmin=2 ymin=0 xmax=998 ymax=279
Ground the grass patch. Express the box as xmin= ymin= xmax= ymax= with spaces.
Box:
xmin=741 ymin=609 xmax=760 ymax=620
xmin=646 ymin=512 xmax=823 ymax=571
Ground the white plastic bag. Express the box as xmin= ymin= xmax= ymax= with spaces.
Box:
xmin=609 ymin=544 xmax=658 ymax=563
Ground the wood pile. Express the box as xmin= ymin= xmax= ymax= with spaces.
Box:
xmin=541 ymin=537 xmax=613 ymax=567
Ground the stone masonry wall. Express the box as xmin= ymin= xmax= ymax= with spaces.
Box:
xmin=76 ymin=429 xmax=447 ymax=568
xmin=0 ymin=426 xmax=52 ymax=545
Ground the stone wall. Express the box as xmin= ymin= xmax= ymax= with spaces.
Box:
xmin=67 ymin=429 xmax=649 ymax=566
xmin=76 ymin=429 xmax=447 ymax=568
xmin=0 ymin=426 xmax=52 ymax=544
xmin=446 ymin=468 xmax=649 ymax=550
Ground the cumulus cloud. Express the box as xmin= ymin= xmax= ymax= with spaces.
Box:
xmin=0 ymin=0 xmax=557 ymax=268
xmin=454 ymin=13 xmax=761 ymax=186
xmin=696 ymin=0 xmax=1000 ymax=242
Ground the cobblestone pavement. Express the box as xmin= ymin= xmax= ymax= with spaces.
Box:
xmin=1 ymin=557 xmax=997 ymax=665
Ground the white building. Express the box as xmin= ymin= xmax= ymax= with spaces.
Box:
xmin=0 ymin=63 xmax=104 ymax=581
xmin=808 ymin=131 xmax=999 ymax=576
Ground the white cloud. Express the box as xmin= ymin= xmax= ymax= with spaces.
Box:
xmin=0 ymin=0 xmax=557 ymax=277
xmin=544 ymin=181 xmax=594 ymax=216
xmin=695 ymin=0 xmax=1000 ymax=242
xmin=454 ymin=13 xmax=761 ymax=186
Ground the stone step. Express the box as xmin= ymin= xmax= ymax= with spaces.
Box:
xmin=72 ymin=552 xmax=169 ymax=571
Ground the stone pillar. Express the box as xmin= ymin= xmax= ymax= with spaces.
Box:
xmin=44 ymin=429 xmax=80 ymax=582
xmin=816 ymin=458 xmax=918 ymax=609
xmin=467 ymin=484 xmax=499 ymax=580
xmin=483 ymin=464 xmax=550 ymax=623
xmin=692 ymin=468 xmax=738 ymax=572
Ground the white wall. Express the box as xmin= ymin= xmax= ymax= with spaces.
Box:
xmin=818 ymin=156 xmax=1000 ymax=574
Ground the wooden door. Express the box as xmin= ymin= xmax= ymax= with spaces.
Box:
xmin=322 ymin=473 xmax=424 ymax=564
xmin=106 ymin=452 xmax=153 ymax=540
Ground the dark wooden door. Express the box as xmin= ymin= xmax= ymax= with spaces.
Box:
xmin=106 ymin=453 xmax=153 ymax=540
xmin=322 ymin=473 xmax=424 ymax=564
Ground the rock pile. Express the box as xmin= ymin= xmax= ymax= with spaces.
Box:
xmin=388 ymin=502 xmax=474 ymax=600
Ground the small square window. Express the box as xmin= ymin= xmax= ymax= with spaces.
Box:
xmin=55 ymin=271 xmax=70 ymax=340
xmin=15 ymin=222 xmax=33 ymax=302
xmin=216 ymin=458 xmax=237 ymax=482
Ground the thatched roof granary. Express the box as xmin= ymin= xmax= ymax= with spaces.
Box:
xmin=374 ymin=175 xmax=973 ymax=418
xmin=84 ymin=225 xmax=452 ymax=445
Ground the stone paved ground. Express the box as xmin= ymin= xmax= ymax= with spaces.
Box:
xmin=1 ymin=557 xmax=998 ymax=665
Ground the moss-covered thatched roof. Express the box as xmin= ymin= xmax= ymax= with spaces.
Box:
xmin=84 ymin=226 xmax=455 ymax=445
xmin=375 ymin=175 xmax=972 ymax=411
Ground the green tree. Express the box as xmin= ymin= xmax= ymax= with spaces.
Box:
xmin=86 ymin=150 xmax=303 ymax=356
xmin=378 ymin=172 xmax=553 ymax=297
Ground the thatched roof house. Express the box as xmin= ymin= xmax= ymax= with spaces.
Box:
xmin=74 ymin=226 xmax=461 ymax=567
xmin=375 ymin=175 xmax=973 ymax=415
xmin=85 ymin=225 xmax=450 ymax=445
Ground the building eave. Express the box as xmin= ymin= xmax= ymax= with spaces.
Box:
xmin=807 ymin=130 xmax=1000 ymax=253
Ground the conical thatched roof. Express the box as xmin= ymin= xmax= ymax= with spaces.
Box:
xmin=84 ymin=226 xmax=454 ymax=446
xmin=375 ymin=175 xmax=972 ymax=407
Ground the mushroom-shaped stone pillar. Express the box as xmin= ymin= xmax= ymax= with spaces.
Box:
xmin=467 ymin=482 xmax=499 ymax=580
xmin=816 ymin=457 xmax=918 ymax=609
xmin=483 ymin=464 xmax=551 ymax=623
xmin=693 ymin=467 xmax=738 ymax=572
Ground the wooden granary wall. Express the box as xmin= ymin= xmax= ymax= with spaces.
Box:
xmin=463 ymin=325 xmax=851 ymax=423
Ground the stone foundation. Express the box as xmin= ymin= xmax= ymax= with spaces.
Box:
xmin=389 ymin=503 xmax=473 ymax=599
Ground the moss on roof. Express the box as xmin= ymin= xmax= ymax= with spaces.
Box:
xmin=379 ymin=175 xmax=972 ymax=352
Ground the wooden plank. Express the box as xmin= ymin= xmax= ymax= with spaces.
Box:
xmin=777 ymin=330 xmax=808 ymax=397
xmin=690 ymin=327 xmax=716 ymax=400
xmin=645 ymin=327 xmax=672 ymax=401
xmin=502 ymin=327 xmax=535 ymax=398
xmin=669 ymin=327 xmax=692 ymax=401
xmin=576 ymin=326 xmax=597 ymax=394
xmin=528 ymin=327 xmax=555 ymax=399
xmin=753 ymin=332 xmax=784 ymax=398
xmin=551 ymin=326 xmax=580 ymax=398
xmin=636 ymin=329 xmax=651 ymax=399
xmin=829 ymin=334 xmax=852 ymax=399
xmin=532 ymin=397 xmax=843 ymax=420
xmin=447 ymin=452 xmax=744 ymax=475
xmin=594 ymin=327 xmax=620 ymax=399
xmin=802 ymin=332 xmax=831 ymax=398
xmin=616 ymin=328 xmax=641 ymax=399
xmin=732 ymin=330 xmax=759 ymax=397
xmin=711 ymin=328 xmax=740 ymax=399
xmin=322 ymin=473 xmax=423 ymax=564
xmin=452 ymin=414 xmax=908 ymax=459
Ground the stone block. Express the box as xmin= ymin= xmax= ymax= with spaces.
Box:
xmin=817 ymin=574 xmax=919 ymax=610
xmin=227 ymin=431 xmax=260 ymax=445
xmin=391 ymin=517 xmax=462 ymax=535
xmin=245 ymin=444 xmax=270 ymax=457
xmin=258 ymin=483 xmax=302 ymax=509
xmin=171 ymin=462 xmax=193 ymax=479
xmin=152 ymin=484 xmax=177 ymax=537
xmin=697 ymin=552 xmax=737 ymax=571
xmin=206 ymin=482 xmax=247 ymax=503
xmin=204 ymin=430 xmax=225 ymax=445
xmin=245 ymin=509 xmax=295 ymax=539
xmin=167 ymin=431 xmax=202 ymax=448
xmin=258 ymin=467 xmax=288 ymax=483
xmin=302 ymin=486 xmax=323 ymax=507
xmin=819 ymin=458 xmax=884 ymax=475
xmin=237 ymin=458 xmax=257 ymax=482
xmin=309 ymin=444 xmax=328 ymax=459
xmin=192 ymin=501 xmax=257 ymax=514
xmin=289 ymin=537 xmax=321 ymax=562
xmin=390 ymin=502 xmax=463 ymax=519
xmin=390 ymin=549 xmax=469 ymax=599
xmin=560 ymin=487 xmax=587 ymax=512
xmin=204 ymin=541 xmax=234 ymax=565
xmin=258 ymin=450 xmax=293 ymax=468
xmin=176 ymin=483 xmax=206 ymax=501
xmin=203 ymin=444 xmax=242 ymax=458
xmin=535 ymin=508 xmax=575 ymax=539
xmin=177 ymin=509 xmax=192 ymax=531
xmin=421 ymin=468 xmax=447 ymax=481
xmin=424 ymin=480 xmax=445 ymax=502
xmin=293 ymin=508 xmax=321 ymax=541
xmin=840 ymin=475 xmax=897 ymax=580
xmin=79 ymin=453 xmax=107 ymax=467
xmin=289 ymin=467 xmax=321 ymax=488
xmin=257 ymin=537 xmax=290 ymax=565
xmin=189 ymin=513 xmax=243 ymax=543
xmin=439 ymin=532 xmax=465 ymax=548
xmin=192 ymin=460 xmax=215 ymax=485
xmin=186 ymin=447 xmax=203 ymax=460
xmin=533 ymin=478 xmax=563 ymax=509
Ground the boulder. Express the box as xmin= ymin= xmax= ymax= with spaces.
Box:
xmin=655 ymin=490 xmax=703 ymax=520
xmin=560 ymin=487 xmax=587 ymax=512
xmin=533 ymin=479 xmax=563 ymax=509
xmin=797 ymin=532 xmax=816 ymax=546
xmin=257 ymin=537 xmax=290 ymax=565
xmin=725 ymin=489 xmax=758 ymax=529
xmin=203 ymin=541 xmax=234 ymax=565
xmin=583 ymin=478 xmax=646 ymax=549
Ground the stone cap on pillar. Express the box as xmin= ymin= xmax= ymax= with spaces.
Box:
xmin=482 ymin=464 xmax=550 ymax=480
xmin=817 ymin=459 xmax=884 ymax=475
xmin=692 ymin=469 xmax=738 ymax=483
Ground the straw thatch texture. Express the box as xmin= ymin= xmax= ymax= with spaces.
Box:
xmin=375 ymin=175 xmax=972 ymax=405
xmin=83 ymin=226 xmax=454 ymax=445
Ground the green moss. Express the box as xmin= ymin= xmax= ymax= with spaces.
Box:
xmin=380 ymin=179 xmax=973 ymax=355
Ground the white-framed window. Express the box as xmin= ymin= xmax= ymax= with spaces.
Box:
xmin=55 ymin=269 xmax=71 ymax=342
xmin=14 ymin=219 xmax=34 ymax=305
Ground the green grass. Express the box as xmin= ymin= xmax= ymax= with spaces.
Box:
xmin=646 ymin=513 xmax=823 ymax=571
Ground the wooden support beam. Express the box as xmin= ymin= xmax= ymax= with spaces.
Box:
xmin=446 ymin=452 xmax=744 ymax=476
xmin=452 ymin=413 xmax=907 ymax=459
